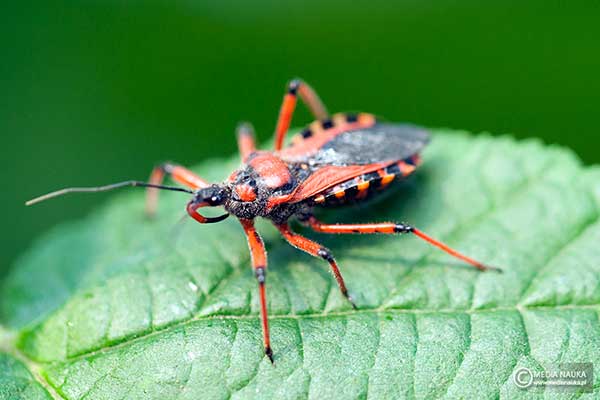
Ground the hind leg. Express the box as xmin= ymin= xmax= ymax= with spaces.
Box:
xmin=305 ymin=216 xmax=501 ymax=272
xmin=273 ymin=79 xmax=329 ymax=150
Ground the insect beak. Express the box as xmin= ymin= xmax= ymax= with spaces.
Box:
xmin=186 ymin=200 xmax=230 ymax=224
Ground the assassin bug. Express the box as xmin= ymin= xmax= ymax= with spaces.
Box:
xmin=27 ymin=79 xmax=500 ymax=363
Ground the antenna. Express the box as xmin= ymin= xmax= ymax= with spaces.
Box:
xmin=26 ymin=180 xmax=194 ymax=206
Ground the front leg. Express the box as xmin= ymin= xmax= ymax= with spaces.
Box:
xmin=273 ymin=79 xmax=329 ymax=151
xmin=306 ymin=216 xmax=501 ymax=272
xmin=146 ymin=162 xmax=209 ymax=216
xmin=239 ymin=218 xmax=274 ymax=363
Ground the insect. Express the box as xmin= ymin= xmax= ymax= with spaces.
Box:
xmin=27 ymin=79 xmax=500 ymax=363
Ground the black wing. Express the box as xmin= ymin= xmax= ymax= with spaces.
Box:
xmin=306 ymin=123 xmax=430 ymax=166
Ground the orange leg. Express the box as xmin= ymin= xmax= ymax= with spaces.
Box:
xmin=306 ymin=216 xmax=501 ymax=272
xmin=275 ymin=222 xmax=356 ymax=308
xmin=146 ymin=163 xmax=209 ymax=216
xmin=236 ymin=122 xmax=257 ymax=162
xmin=239 ymin=219 xmax=273 ymax=363
xmin=273 ymin=79 xmax=329 ymax=151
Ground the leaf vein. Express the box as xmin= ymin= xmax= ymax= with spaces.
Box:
xmin=518 ymin=211 xmax=600 ymax=304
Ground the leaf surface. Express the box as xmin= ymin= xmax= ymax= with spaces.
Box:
xmin=0 ymin=352 xmax=52 ymax=399
xmin=2 ymin=131 xmax=600 ymax=399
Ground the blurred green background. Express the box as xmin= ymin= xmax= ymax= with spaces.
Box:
xmin=1 ymin=0 xmax=599 ymax=277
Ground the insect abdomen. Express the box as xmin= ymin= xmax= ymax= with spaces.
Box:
xmin=311 ymin=156 xmax=421 ymax=206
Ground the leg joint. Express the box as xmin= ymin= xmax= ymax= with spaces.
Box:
xmin=265 ymin=346 xmax=274 ymax=363
xmin=255 ymin=266 xmax=266 ymax=284
xmin=288 ymin=79 xmax=301 ymax=94
xmin=236 ymin=122 xmax=255 ymax=137
xmin=394 ymin=223 xmax=414 ymax=233
xmin=156 ymin=162 xmax=175 ymax=173
xmin=317 ymin=248 xmax=334 ymax=262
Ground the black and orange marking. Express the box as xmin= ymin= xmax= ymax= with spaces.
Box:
xmin=278 ymin=112 xmax=378 ymax=163
xmin=306 ymin=155 xmax=420 ymax=206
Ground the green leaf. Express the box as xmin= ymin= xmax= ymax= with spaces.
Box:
xmin=2 ymin=131 xmax=600 ymax=399
xmin=0 ymin=351 xmax=52 ymax=399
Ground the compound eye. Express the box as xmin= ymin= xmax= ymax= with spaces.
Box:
xmin=197 ymin=185 xmax=227 ymax=206
xmin=207 ymin=190 xmax=228 ymax=205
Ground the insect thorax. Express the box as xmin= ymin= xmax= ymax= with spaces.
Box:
xmin=224 ymin=161 xmax=298 ymax=220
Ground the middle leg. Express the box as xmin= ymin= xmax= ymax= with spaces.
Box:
xmin=275 ymin=222 xmax=356 ymax=308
